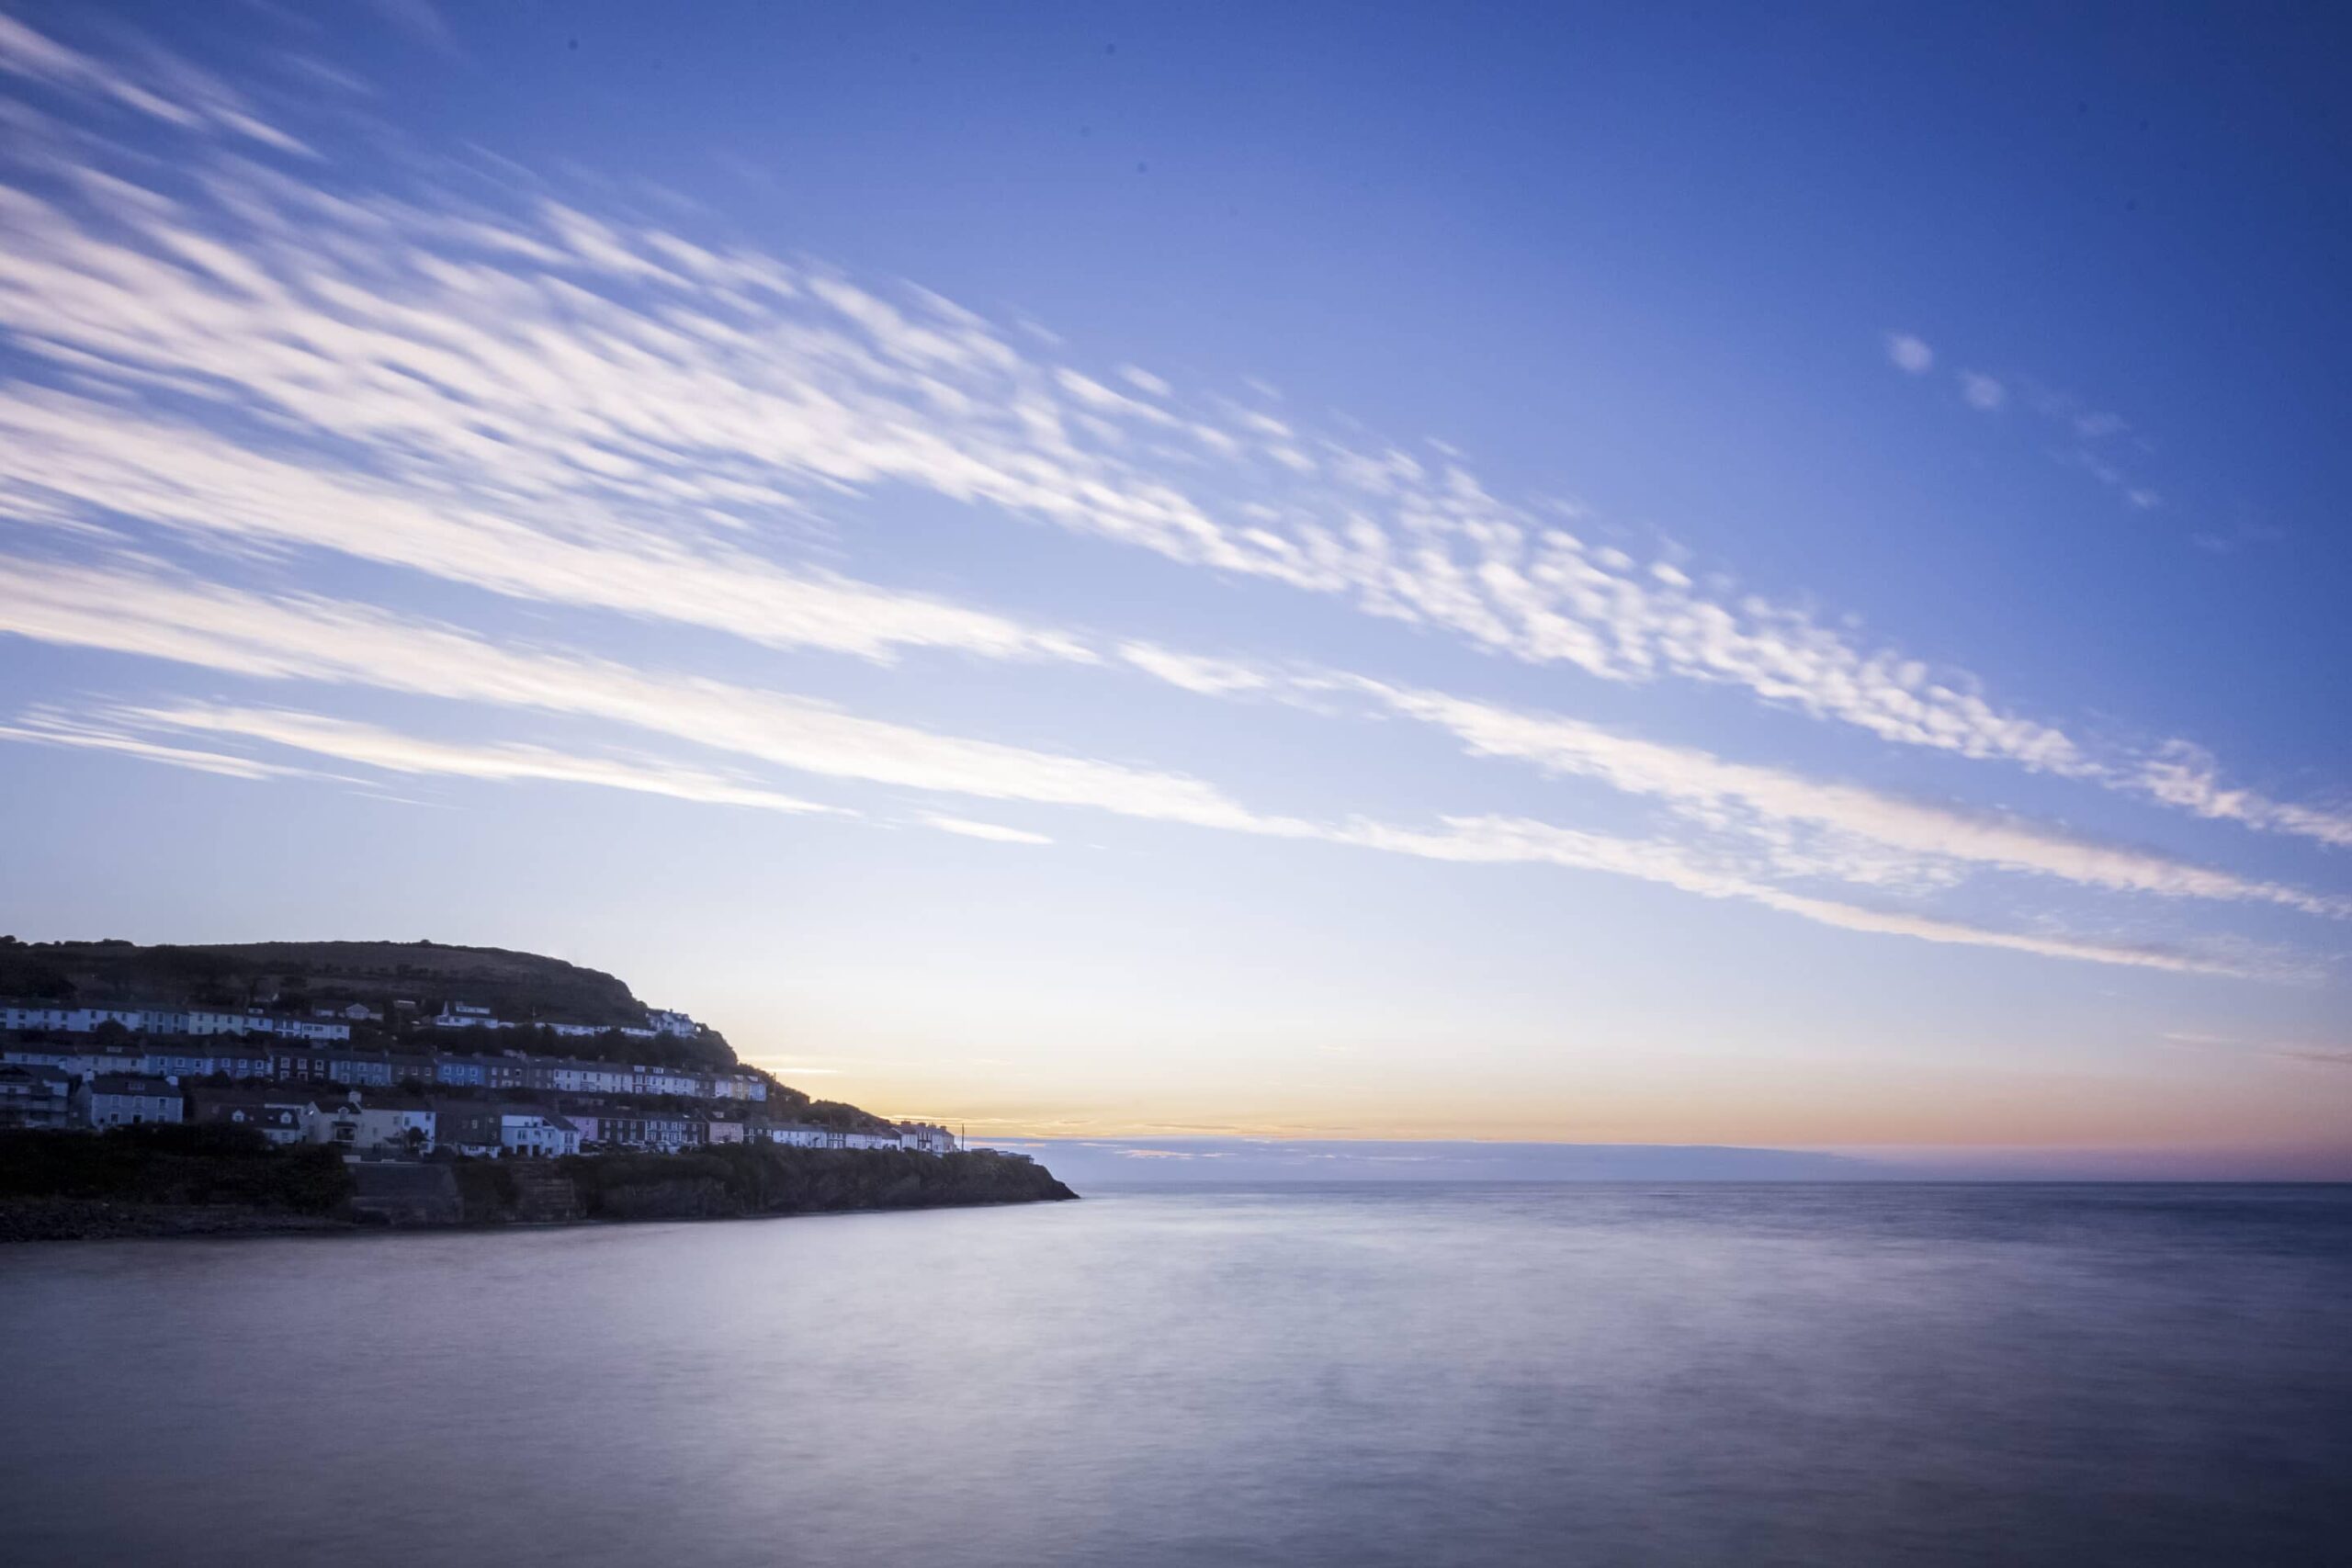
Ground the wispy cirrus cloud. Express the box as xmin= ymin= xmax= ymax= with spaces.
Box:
xmin=0 ymin=13 xmax=2336 ymax=987
xmin=0 ymin=39 xmax=2332 ymax=859
xmin=1958 ymin=371 xmax=2007 ymax=412
xmin=0 ymin=555 xmax=1297 ymax=837
xmin=1328 ymin=815 xmax=2265 ymax=978
xmin=2165 ymin=1032 xmax=2352 ymax=1070
xmin=1345 ymin=679 xmax=2352 ymax=919
xmin=1885 ymin=332 xmax=1936 ymax=374
xmin=919 ymin=814 xmax=1054 ymax=846
xmin=1886 ymin=338 xmax=2177 ymax=515
xmin=0 ymin=711 xmax=315 ymax=781
xmin=0 ymin=556 xmax=2274 ymax=979
xmin=76 ymin=703 xmax=849 ymax=817
xmin=2137 ymin=741 xmax=2352 ymax=852
xmin=0 ymin=63 xmax=2205 ymax=811
xmin=1116 ymin=642 xmax=1272 ymax=697
xmin=0 ymin=13 xmax=307 ymax=153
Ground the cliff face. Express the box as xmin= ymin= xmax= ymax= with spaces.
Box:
xmin=0 ymin=1124 xmax=356 ymax=1241
xmin=0 ymin=1129 xmax=1077 ymax=1240
xmin=501 ymin=1145 xmax=1079 ymax=1224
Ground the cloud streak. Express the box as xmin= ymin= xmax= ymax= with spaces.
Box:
xmin=1329 ymin=816 xmax=2258 ymax=977
xmin=920 ymin=814 xmax=1054 ymax=845
xmin=0 ymin=16 xmax=2333 ymax=987
xmin=86 ymin=703 xmax=848 ymax=817
xmin=0 ymin=554 xmax=1295 ymax=836
xmin=0 ymin=556 xmax=2281 ymax=980
xmin=1 ymin=59 xmax=2323 ymax=855
xmin=1885 ymin=332 xmax=1935 ymax=374
xmin=1349 ymin=679 xmax=2351 ymax=919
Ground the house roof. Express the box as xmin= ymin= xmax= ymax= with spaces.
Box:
xmin=187 ymin=1086 xmax=288 ymax=1108
xmin=88 ymin=1074 xmax=175 ymax=1095
xmin=192 ymin=1100 xmax=301 ymax=1126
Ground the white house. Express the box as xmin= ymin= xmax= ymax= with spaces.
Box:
xmin=1 ymin=1003 xmax=351 ymax=1043
xmin=753 ymin=1122 xmax=901 ymax=1150
xmin=628 ymin=1065 xmax=706 ymax=1098
xmin=187 ymin=1088 xmax=309 ymax=1145
xmin=75 ymin=1074 xmax=184 ymax=1128
xmin=431 ymin=1002 xmax=511 ymax=1031
xmin=648 ymin=1009 xmax=698 ymax=1039
xmin=899 ymin=1123 xmax=957 ymax=1156
xmin=356 ymin=1099 xmax=436 ymax=1155
xmin=5 ymin=1043 xmax=144 ymax=1080
xmin=303 ymin=1096 xmax=366 ymax=1148
xmin=526 ymin=1059 xmax=637 ymax=1096
xmin=500 ymin=1110 xmax=579 ymax=1157
xmin=140 ymin=1044 xmax=222 ymax=1079
xmin=707 ymin=1073 xmax=768 ymax=1102
xmin=5 ymin=1004 xmax=187 ymax=1034
xmin=254 ymin=1014 xmax=351 ymax=1042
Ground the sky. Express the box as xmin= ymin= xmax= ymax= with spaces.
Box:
xmin=0 ymin=2 xmax=2346 ymax=1175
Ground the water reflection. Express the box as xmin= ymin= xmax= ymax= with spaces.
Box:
xmin=4 ymin=1185 xmax=2348 ymax=1566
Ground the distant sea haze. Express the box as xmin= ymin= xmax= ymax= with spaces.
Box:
xmin=989 ymin=1137 xmax=2352 ymax=1185
xmin=4 ymin=1184 xmax=2346 ymax=1566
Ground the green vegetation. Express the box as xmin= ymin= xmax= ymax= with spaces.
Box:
xmin=0 ymin=935 xmax=633 ymax=1018
xmin=0 ymin=936 xmax=740 ymax=1067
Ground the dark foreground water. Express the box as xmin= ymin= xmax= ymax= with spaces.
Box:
xmin=4 ymin=1184 xmax=2348 ymax=1567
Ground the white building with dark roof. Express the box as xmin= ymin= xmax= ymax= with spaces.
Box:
xmin=187 ymin=1087 xmax=308 ymax=1145
xmin=74 ymin=1074 xmax=183 ymax=1128
xmin=500 ymin=1110 xmax=578 ymax=1157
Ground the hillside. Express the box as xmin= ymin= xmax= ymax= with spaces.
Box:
xmin=0 ymin=934 xmax=751 ymax=1060
xmin=0 ymin=936 xmax=922 ymax=1130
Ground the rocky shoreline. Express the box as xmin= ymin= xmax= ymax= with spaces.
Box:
xmin=0 ymin=1140 xmax=1079 ymax=1243
xmin=0 ymin=1198 xmax=357 ymax=1243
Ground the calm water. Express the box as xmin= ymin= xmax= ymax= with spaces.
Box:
xmin=4 ymin=1184 xmax=2348 ymax=1566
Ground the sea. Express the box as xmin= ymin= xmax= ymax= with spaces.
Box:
xmin=3 ymin=1183 xmax=2347 ymax=1566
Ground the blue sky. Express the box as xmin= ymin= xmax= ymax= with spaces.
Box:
xmin=0 ymin=3 xmax=2346 ymax=1169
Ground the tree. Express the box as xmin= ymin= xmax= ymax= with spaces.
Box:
xmin=24 ymin=966 xmax=75 ymax=1000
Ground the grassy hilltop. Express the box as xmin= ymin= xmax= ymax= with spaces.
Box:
xmin=0 ymin=936 xmax=685 ymax=1038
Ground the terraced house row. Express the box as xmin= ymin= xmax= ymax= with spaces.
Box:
xmin=1 ymin=1002 xmax=352 ymax=1041
xmin=0 ymin=1069 xmax=960 ymax=1158
xmin=2 ymin=1037 xmax=770 ymax=1100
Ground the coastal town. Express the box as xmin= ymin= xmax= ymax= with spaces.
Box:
xmin=0 ymin=997 xmax=960 ymax=1161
